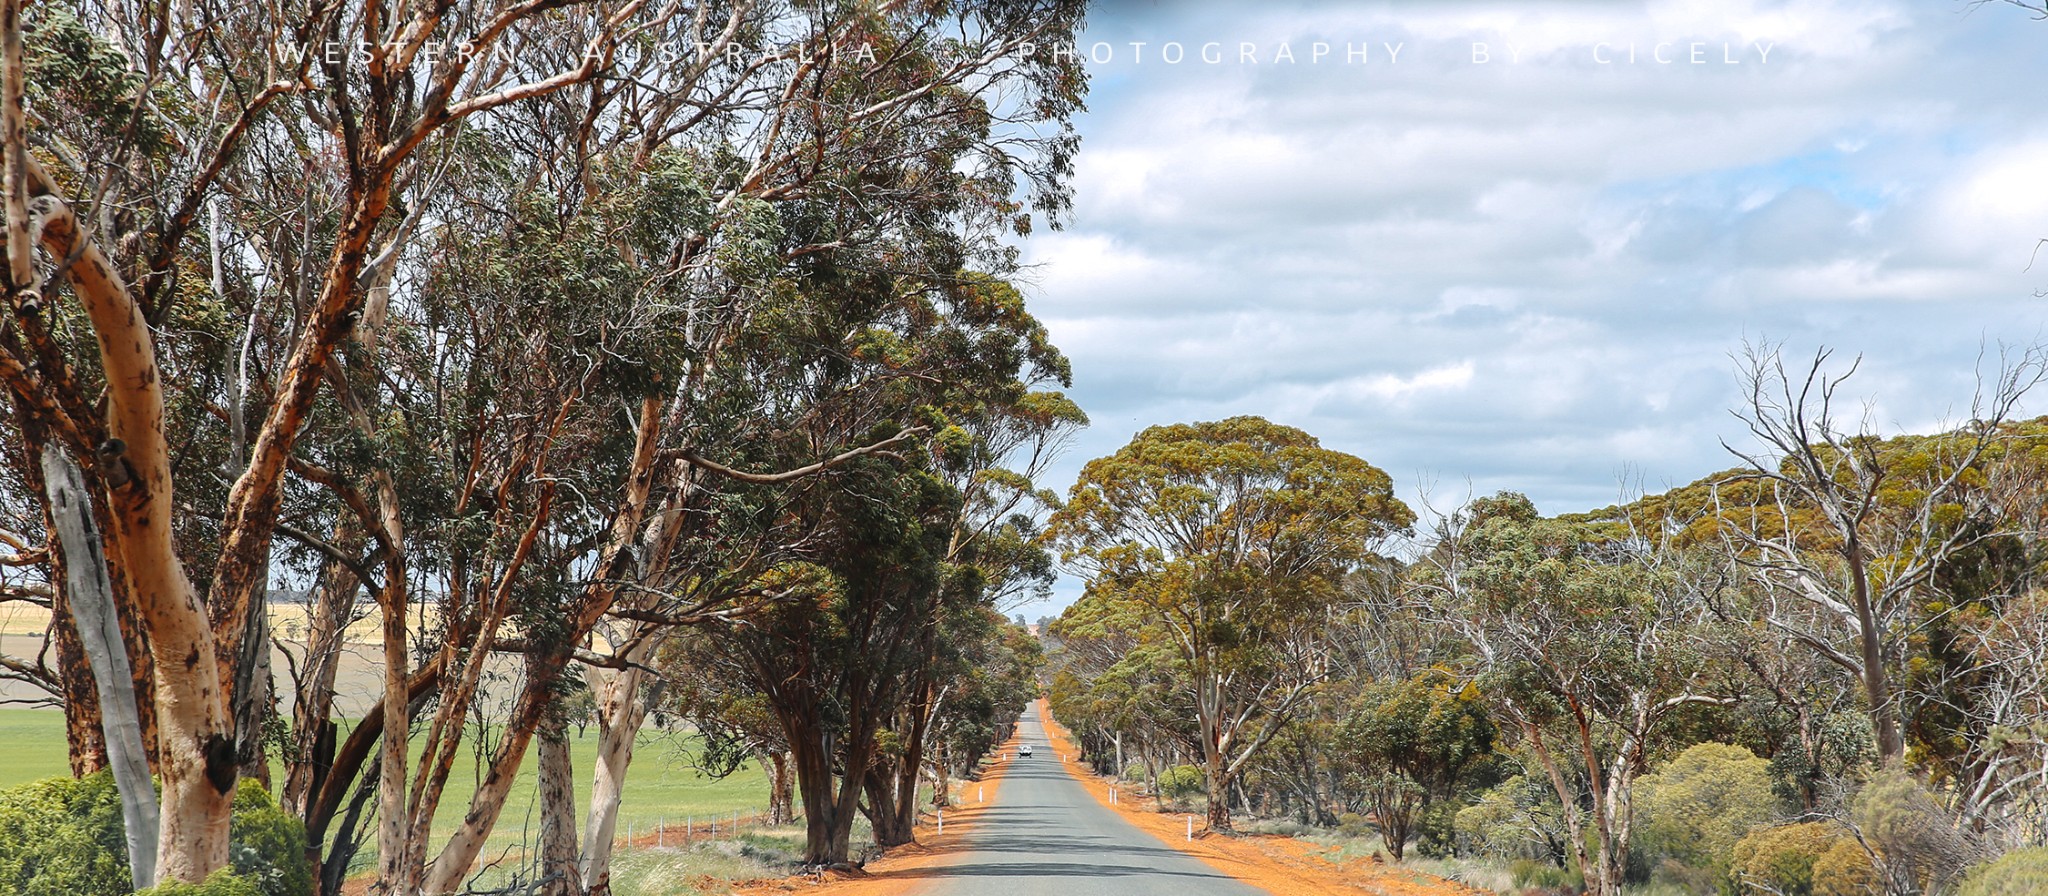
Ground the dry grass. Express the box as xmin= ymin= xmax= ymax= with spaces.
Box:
xmin=2 ymin=600 xmax=432 ymax=642
xmin=2 ymin=601 xmax=454 ymax=716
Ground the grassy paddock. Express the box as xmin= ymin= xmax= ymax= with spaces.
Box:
xmin=0 ymin=709 xmax=772 ymax=856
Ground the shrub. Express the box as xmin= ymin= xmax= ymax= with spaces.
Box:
xmin=0 ymin=773 xmax=132 ymax=896
xmin=1851 ymin=768 xmax=1978 ymax=894
xmin=1335 ymin=811 xmax=1375 ymax=839
xmin=1729 ymin=822 xmax=1876 ymax=896
xmin=1634 ymin=742 xmax=1777 ymax=882
xmin=1508 ymin=857 xmax=1582 ymax=891
xmin=1811 ymin=838 xmax=1880 ymax=896
xmin=1454 ymin=774 xmax=1568 ymax=861
xmin=0 ymin=773 xmax=310 ymax=896
xmin=1959 ymin=846 xmax=2048 ymax=896
xmin=138 ymin=869 xmax=263 ymax=896
xmin=228 ymin=779 xmax=311 ymax=896
xmin=1157 ymin=765 xmax=1204 ymax=803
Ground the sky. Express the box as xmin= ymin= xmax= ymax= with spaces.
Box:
xmin=1006 ymin=0 xmax=2048 ymax=622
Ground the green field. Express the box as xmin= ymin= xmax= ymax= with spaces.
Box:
xmin=0 ymin=709 xmax=773 ymax=854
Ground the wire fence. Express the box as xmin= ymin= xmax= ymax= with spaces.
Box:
xmin=616 ymin=807 xmax=790 ymax=850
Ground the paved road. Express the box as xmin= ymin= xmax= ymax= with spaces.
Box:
xmin=914 ymin=710 xmax=1267 ymax=896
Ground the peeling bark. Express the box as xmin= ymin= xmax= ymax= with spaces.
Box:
xmin=537 ymin=693 xmax=583 ymax=896
xmin=24 ymin=163 xmax=234 ymax=884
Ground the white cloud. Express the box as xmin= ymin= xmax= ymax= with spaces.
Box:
xmin=1009 ymin=0 xmax=2048 ymax=617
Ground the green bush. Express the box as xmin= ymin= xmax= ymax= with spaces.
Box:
xmin=1335 ymin=811 xmax=1374 ymax=839
xmin=1157 ymin=765 xmax=1204 ymax=802
xmin=1509 ymin=857 xmax=1582 ymax=890
xmin=0 ymin=773 xmax=131 ymax=896
xmin=1634 ymin=742 xmax=1777 ymax=882
xmin=228 ymin=779 xmax=311 ymax=896
xmin=1958 ymin=846 xmax=2048 ymax=896
xmin=1851 ymin=769 xmax=1975 ymax=893
xmin=1729 ymin=822 xmax=1875 ymax=896
xmin=0 ymin=773 xmax=310 ymax=896
xmin=138 ymin=869 xmax=262 ymax=896
xmin=1454 ymin=774 xmax=1568 ymax=861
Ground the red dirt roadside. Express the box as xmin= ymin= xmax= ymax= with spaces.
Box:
xmin=726 ymin=731 xmax=1023 ymax=896
xmin=1033 ymin=701 xmax=1491 ymax=896
xmin=728 ymin=702 xmax=1493 ymax=896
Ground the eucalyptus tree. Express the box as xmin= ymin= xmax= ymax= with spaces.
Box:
xmin=1044 ymin=614 xmax=1198 ymax=789
xmin=1417 ymin=492 xmax=1734 ymax=896
xmin=1049 ymin=416 xmax=1414 ymax=831
xmin=1336 ymin=669 xmax=1496 ymax=860
xmin=1716 ymin=343 xmax=2046 ymax=766
xmin=1 ymin=0 xmax=682 ymax=877
xmin=2 ymin=0 xmax=1088 ymax=890
xmin=667 ymin=259 xmax=1078 ymax=866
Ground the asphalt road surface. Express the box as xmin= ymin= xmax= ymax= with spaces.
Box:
xmin=915 ymin=710 xmax=1268 ymax=896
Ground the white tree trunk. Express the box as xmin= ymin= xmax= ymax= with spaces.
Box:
xmin=24 ymin=160 xmax=234 ymax=885
xmin=42 ymin=445 xmax=159 ymax=890
xmin=579 ymin=656 xmax=651 ymax=895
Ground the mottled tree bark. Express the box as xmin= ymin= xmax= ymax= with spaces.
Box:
xmin=537 ymin=701 xmax=583 ymax=896
xmin=23 ymin=164 xmax=234 ymax=884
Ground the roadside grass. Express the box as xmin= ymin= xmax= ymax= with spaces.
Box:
xmin=606 ymin=829 xmax=812 ymax=896
xmin=0 ymin=708 xmax=772 ymax=858
xmin=1239 ymin=818 xmax=1518 ymax=894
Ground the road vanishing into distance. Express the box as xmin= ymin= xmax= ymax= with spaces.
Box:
xmin=913 ymin=710 xmax=1268 ymax=896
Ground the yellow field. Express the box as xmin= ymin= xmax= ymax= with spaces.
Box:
xmin=1 ymin=599 xmax=427 ymax=643
xmin=0 ymin=601 xmax=458 ymax=718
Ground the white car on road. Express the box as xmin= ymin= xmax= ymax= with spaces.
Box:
xmin=1018 ymin=744 xmax=1034 ymax=757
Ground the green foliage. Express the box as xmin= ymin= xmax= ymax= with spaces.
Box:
xmin=1729 ymin=823 xmax=1874 ymax=896
xmin=1633 ymin=742 xmax=1777 ymax=882
xmin=1454 ymin=774 xmax=1570 ymax=863
xmin=1157 ymin=765 xmax=1205 ymax=802
xmin=0 ymin=774 xmax=311 ymax=896
xmin=24 ymin=4 xmax=177 ymax=156
xmin=1340 ymin=668 xmax=1497 ymax=858
xmin=1959 ymin=847 xmax=2048 ymax=896
xmin=1850 ymin=768 xmax=1975 ymax=893
xmin=1509 ymin=858 xmax=1583 ymax=891
xmin=137 ymin=870 xmax=263 ymax=896
xmin=0 ymin=773 xmax=131 ymax=896
xmin=229 ymin=780 xmax=311 ymax=896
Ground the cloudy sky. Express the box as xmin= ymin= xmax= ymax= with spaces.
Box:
xmin=1008 ymin=0 xmax=2048 ymax=620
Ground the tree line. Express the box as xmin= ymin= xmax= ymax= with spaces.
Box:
xmin=1045 ymin=347 xmax=2048 ymax=896
xmin=0 ymin=0 xmax=1085 ymax=893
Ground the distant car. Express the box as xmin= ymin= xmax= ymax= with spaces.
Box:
xmin=1018 ymin=744 xmax=1034 ymax=757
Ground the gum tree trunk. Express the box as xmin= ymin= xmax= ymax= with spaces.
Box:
xmin=579 ymin=657 xmax=651 ymax=896
xmin=537 ymin=712 xmax=582 ymax=896
xmin=43 ymin=445 xmax=159 ymax=890
xmin=22 ymin=163 xmax=235 ymax=885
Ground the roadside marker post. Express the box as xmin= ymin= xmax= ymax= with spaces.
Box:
xmin=1185 ymin=816 xmax=1193 ymax=841
xmin=978 ymin=785 xmax=984 ymax=803
xmin=937 ymin=809 xmax=944 ymax=835
xmin=657 ymin=817 xmax=664 ymax=848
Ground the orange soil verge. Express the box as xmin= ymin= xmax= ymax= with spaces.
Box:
xmin=725 ymin=730 xmax=1024 ymax=896
xmin=1035 ymin=701 xmax=1490 ymax=896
